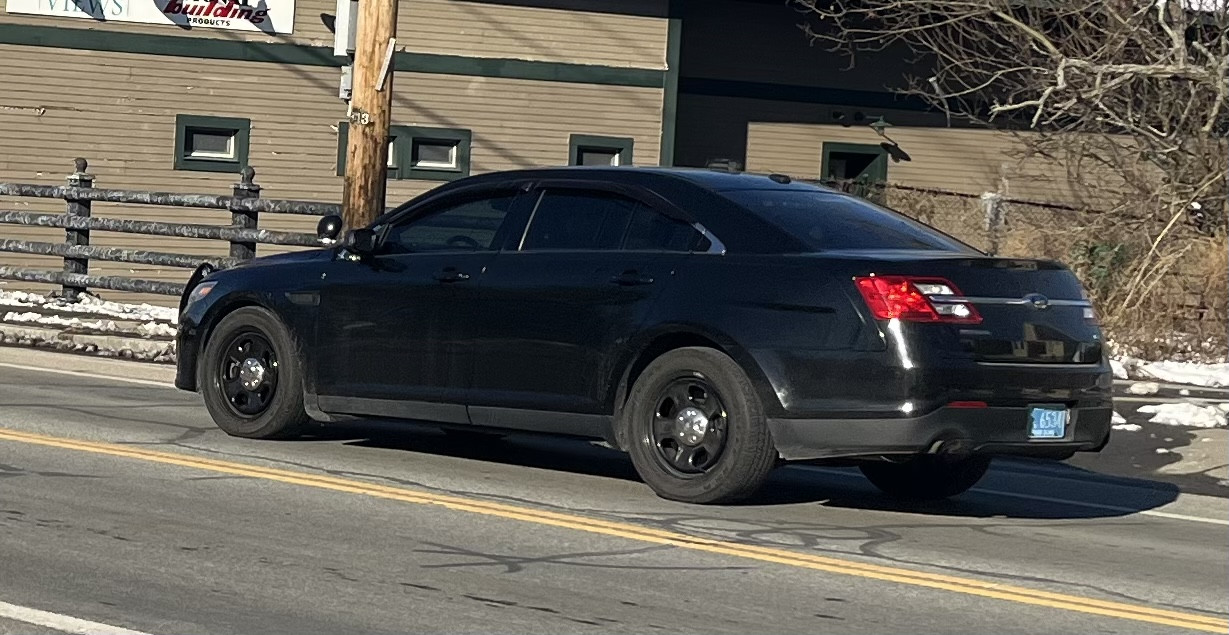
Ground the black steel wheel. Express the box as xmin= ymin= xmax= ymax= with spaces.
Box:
xmin=200 ymin=307 xmax=310 ymax=440
xmin=625 ymin=347 xmax=777 ymax=504
xmin=649 ymin=377 xmax=728 ymax=476
xmin=217 ymin=331 xmax=280 ymax=418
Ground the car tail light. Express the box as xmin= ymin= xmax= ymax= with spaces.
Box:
xmin=853 ymin=275 xmax=982 ymax=325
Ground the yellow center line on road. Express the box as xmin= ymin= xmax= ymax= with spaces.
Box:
xmin=1 ymin=427 xmax=1225 ymax=633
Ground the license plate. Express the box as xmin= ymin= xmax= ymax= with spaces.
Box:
xmin=1028 ymin=406 xmax=1069 ymax=439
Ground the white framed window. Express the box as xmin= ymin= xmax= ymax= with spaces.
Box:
xmin=412 ymin=139 xmax=459 ymax=170
xmin=336 ymin=124 xmax=471 ymax=181
xmin=185 ymin=129 xmax=238 ymax=160
xmin=577 ymin=147 xmax=622 ymax=166
xmin=569 ymin=134 xmax=633 ymax=167
xmin=174 ymin=114 xmax=249 ymax=173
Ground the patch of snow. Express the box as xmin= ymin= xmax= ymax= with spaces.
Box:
xmin=1110 ymin=358 xmax=1128 ymax=380
xmin=0 ymin=290 xmax=177 ymax=325
xmin=1112 ymin=411 xmax=1127 ymax=424
xmin=1137 ymin=403 xmax=1229 ymax=429
xmin=1136 ymin=361 xmax=1229 ymax=389
xmin=1127 ymin=381 xmax=1160 ymax=395
xmin=1113 ymin=423 xmax=1142 ymax=432
xmin=3 ymin=311 xmax=119 ymax=332
xmin=1155 ymin=448 xmax=1172 ymax=454
xmin=1180 ymin=389 xmax=1191 ymax=396
xmin=136 ymin=321 xmax=179 ymax=338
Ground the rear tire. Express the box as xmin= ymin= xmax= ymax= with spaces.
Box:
xmin=624 ymin=347 xmax=777 ymax=504
xmin=860 ymin=455 xmax=991 ymax=500
xmin=200 ymin=306 xmax=309 ymax=440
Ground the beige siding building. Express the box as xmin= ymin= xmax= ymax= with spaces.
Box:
xmin=2 ymin=0 xmax=1086 ymax=306
xmin=0 ymin=0 xmax=673 ymax=302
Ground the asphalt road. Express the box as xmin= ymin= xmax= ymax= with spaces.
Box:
xmin=0 ymin=349 xmax=1226 ymax=634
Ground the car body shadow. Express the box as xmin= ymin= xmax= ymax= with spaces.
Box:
xmin=293 ymin=418 xmax=1183 ymax=520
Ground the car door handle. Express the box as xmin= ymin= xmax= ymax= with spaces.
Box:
xmin=609 ymin=270 xmax=654 ymax=286
xmin=433 ymin=269 xmax=471 ymax=283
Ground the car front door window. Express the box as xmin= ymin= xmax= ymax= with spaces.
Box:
xmin=383 ymin=194 xmax=518 ymax=254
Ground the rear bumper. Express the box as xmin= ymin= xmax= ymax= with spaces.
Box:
xmin=768 ymin=405 xmax=1112 ymax=461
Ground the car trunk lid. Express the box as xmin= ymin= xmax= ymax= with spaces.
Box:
xmin=834 ymin=252 xmax=1103 ymax=365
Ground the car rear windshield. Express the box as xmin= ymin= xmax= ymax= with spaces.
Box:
xmin=726 ymin=189 xmax=975 ymax=252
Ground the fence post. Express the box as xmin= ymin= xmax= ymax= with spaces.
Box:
xmin=229 ymin=166 xmax=260 ymax=261
xmin=980 ymin=192 xmax=1005 ymax=256
xmin=62 ymin=157 xmax=93 ymax=302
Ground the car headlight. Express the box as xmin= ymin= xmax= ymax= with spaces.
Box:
xmin=184 ymin=281 xmax=217 ymax=309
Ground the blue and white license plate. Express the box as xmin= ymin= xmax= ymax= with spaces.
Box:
xmin=1028 ymin=406 xmax=1069 ymax=439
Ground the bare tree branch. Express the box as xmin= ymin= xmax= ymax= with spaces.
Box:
xmin=791 ymin=0 xmax=1229 ymax=234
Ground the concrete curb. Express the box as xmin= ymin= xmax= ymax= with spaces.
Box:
xmin=0 ymin=346 xmax=177 ymax=384
xmin=0 ymin=323 xmax=176 ymax=363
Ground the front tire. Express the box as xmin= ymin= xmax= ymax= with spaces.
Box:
xmin=860 ymin=455 xmax=991 ymax=500
xmin=200 ymin=306 xmax=309 ymax=440
xmin=624 ymin=347 xmax=777 ymax=504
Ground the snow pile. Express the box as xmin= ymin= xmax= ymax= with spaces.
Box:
xmin=1112 ymin=351 xmax=1229 ymax=389
xmin=1135 ymin=361 xmax=1229 ymax=389
xmin=137 ymin=321 xmax=179 ymax=338
xmin=1137 ymin=403 xmax=1229 ymax=429
xmin=2 ymin=311 xmax=120 ymax=333
xmin=1126 ymin=381 xmax=1160 ymax=395
xmin=0 ymin=290 xmax=177 ymax=325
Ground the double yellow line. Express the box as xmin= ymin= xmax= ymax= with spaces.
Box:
xmin=1 ymin=427 xmax=1224 ymax=633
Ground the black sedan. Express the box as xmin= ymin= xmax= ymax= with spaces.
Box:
xmin=175 ymin=167 xmax=1113 ymax=504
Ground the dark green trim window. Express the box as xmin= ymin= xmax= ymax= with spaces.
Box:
xmin=820 ymin=142 xmax=888 ymax=183
xmin=569 ymin=134 xmax=634 ymax=167
xmin=173 ymin=115 xmax=250 ymax=173
xmin=337 ymin=124 xmax=472 ymax=181
xmin=821 ymin=141 xmax=889 ymax=202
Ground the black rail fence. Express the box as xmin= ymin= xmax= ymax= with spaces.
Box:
xmin=0 ymin=159 xmax=338 ymax=300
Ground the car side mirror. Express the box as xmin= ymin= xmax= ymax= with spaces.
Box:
xmin=344 ymin=227 xmax=378 ymax=256
xmin=316 ymin=214 xmax=343 ymax=243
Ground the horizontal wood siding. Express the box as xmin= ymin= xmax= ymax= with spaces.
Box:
xmin=401 ymin=0 xmax=666 ymax=68
xmin=1 ymin=0 xmax=668 ymax=68
xmin=746 ymin=121 xmax=1101 ymax=204
xmin=0 ymin=45 xmax=663 ymax=305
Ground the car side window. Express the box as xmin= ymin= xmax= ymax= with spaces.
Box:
xmin=520 ymin=190 xmax=642 ymax=251
xmin=623 ymin=205 xmax=704 ymax=252
xmin=383 ymin=193 xmax=518 ymax=254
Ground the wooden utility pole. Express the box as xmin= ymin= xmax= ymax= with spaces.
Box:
xmin=341 ymin=0 xmax=399 ymax=230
